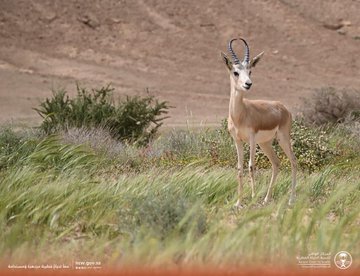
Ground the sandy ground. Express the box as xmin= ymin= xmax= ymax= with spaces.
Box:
xmin=0 ymin=0 xmax=359 ymax=127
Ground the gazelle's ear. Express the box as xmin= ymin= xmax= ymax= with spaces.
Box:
xmin=221 ymin=52 xmax=232 ymax=71
xmin=250 ymin=51 xmax=264 ymax=68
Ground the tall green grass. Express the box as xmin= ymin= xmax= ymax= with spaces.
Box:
xmin=0 ymin=126 xmax=359 ymax=268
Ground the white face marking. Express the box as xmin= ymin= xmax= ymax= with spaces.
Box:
xmin=232 ymin=63 xmax=252 ymax=91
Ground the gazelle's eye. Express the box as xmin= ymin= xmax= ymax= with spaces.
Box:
xmin=233 ymin=72 xmax=239 ymax=77
xmin=249 ymin=71 xmax=252 ymax=76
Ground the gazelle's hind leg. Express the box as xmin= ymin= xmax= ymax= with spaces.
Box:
xmin=259 ymin=140 xmax=280 ymax=204
xmin=277 ymin=129 xmax=297 ymax=205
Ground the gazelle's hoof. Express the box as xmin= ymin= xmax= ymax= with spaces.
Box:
xmin=234 ymin=200 xmax=244 ymax=209
xmin=262 ymin=197 xmax=269 ymax=205
xmin=288 ymin=197 xmax=296 ymax=206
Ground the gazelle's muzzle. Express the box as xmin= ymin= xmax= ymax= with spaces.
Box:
xmin=243 ymin=82 xmax=252 ymax=90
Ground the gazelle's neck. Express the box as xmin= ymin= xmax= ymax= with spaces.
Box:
xmin=229 ymin=76 xmax=245 ymax=120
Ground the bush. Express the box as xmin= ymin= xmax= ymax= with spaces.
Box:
xmin=109 ymin=94 xmax=169 ymax=144
xmin=35 ymin=85 xmax=170 ymax=145
xmin=0 ymin=127 xmax=38 ymax=170
xmin=150 ymin=119 xmax=337 ymax=172
xmin=118 ymin=192 xmax=207 ymax=239
xmin=299 ymin=87 xmax=360 ymax=125
xmin=288 ymin=120 xmax=337 ymax=172
xmin=60 ymin=127 xmax=125 ymax=157
xmin=214 ymin=119 xmax=337 ymax=172
xmin=0 ymin=128 xmax=23 ymax=170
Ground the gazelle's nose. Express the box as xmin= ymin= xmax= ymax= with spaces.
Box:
xmin=245 ymin=81 xmax=252 ymax=88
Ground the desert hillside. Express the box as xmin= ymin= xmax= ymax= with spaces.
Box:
xmin=0 ymin=0 xmax=359 ymax=126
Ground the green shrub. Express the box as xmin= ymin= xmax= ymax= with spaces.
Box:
xmin=109 ymin=94 xmax=169 ymax=145
xmin=0 ymin=128 xmax=22 ymax=170
xmin=289 ymin=120 xmax=337 ymax=172
xmin=0 ymin=127 xmax=38 ymax=170
xmin=35 ymin=85 xmax=170 ymax=145
xmin=118 ymin=192 xmax=207 ymax=239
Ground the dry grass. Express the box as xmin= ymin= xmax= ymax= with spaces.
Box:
xmin=298 ymin=87 xmax=360 ymax=125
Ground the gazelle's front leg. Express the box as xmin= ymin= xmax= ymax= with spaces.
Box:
xmin=248 ymin=132 xmax=256 ymax=198
xmin=234 ymin=139 xmax=244 ymax=208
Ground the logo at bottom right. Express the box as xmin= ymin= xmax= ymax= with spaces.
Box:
xmin=334 ymin=251 xmax=352 ymax=269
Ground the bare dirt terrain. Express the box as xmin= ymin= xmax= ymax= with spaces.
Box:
xmin=0 ymin=0 xmax=359 ymax=126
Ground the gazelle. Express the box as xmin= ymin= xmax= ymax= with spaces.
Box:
xmin=221 ymin=38 xmax=297 ymax=208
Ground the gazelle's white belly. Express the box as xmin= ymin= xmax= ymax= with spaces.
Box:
xmin=237 ymin=127 xmax=278 ymax=144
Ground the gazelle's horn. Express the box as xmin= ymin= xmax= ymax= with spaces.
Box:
xmin=228 ymin=38 xmax=240 ymax=65
xmin=239 ymin=38 xmax=250 ymax=64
